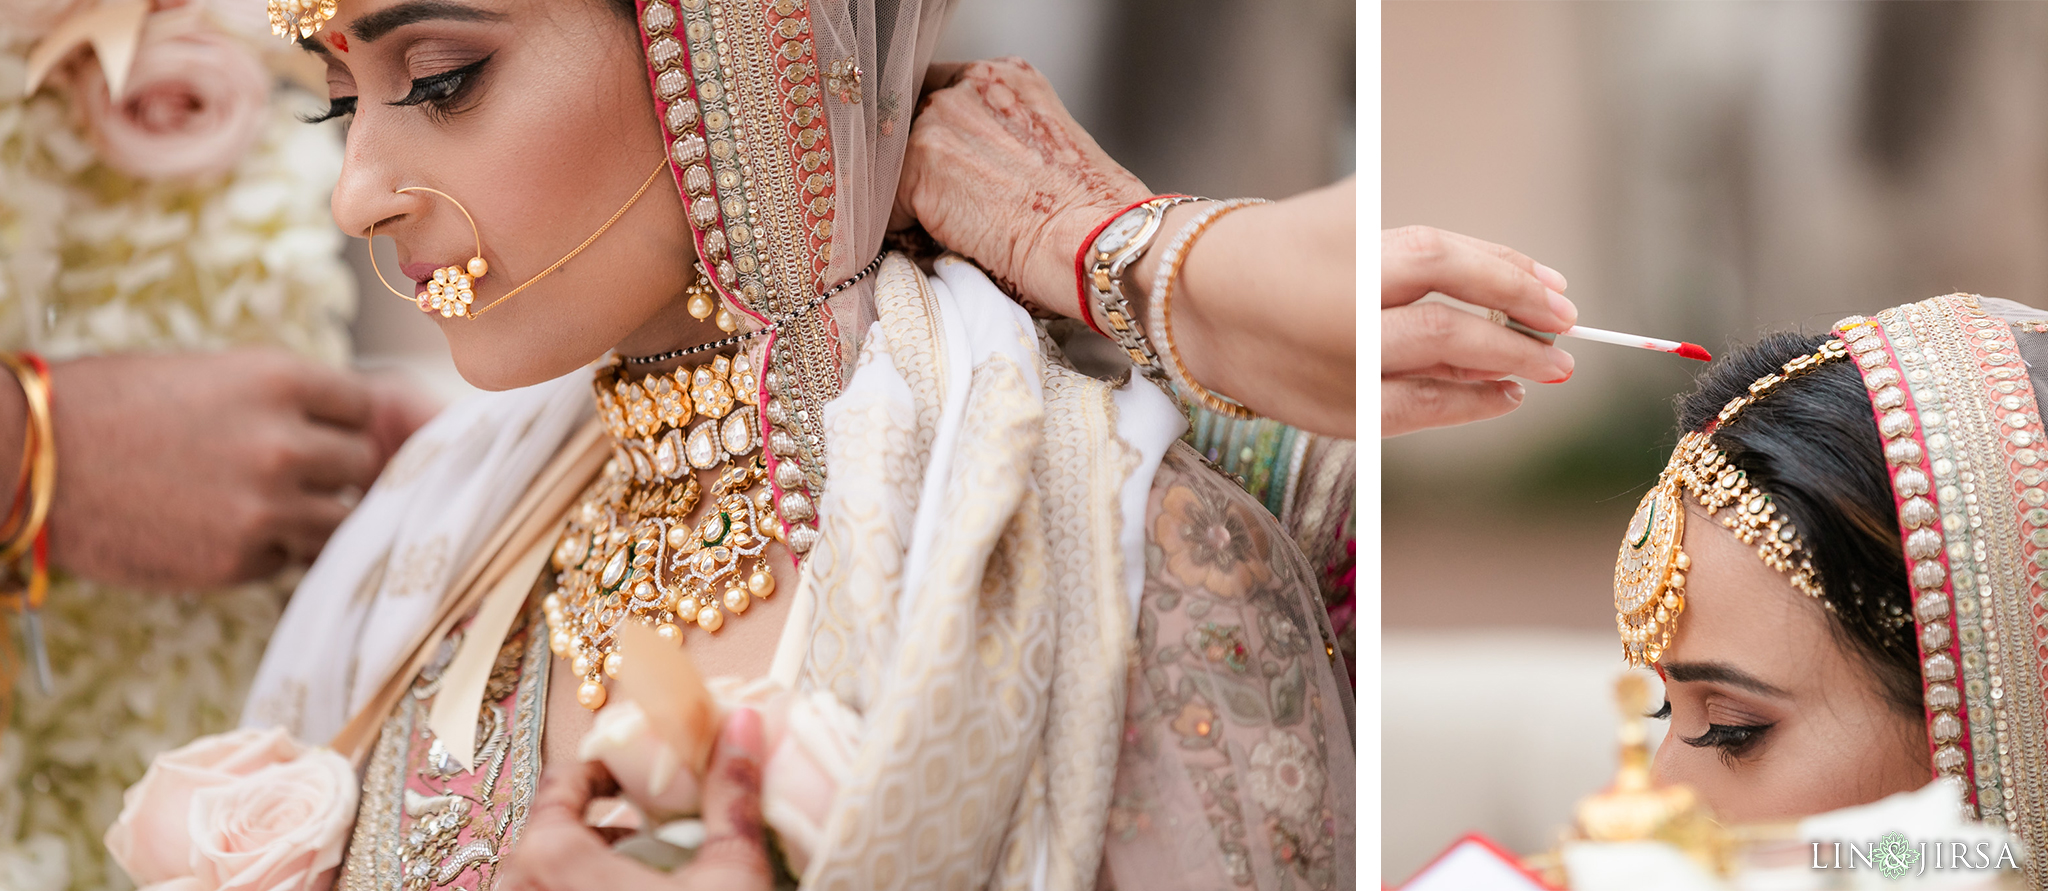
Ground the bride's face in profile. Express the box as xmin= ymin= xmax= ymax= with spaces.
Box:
xmin=313 ymin=0 xmax=701 ymax=390
xmin=1651 ymin=503 xmax=1930 ymax=823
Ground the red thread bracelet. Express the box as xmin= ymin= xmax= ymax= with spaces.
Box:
xmin=1075 ymin=194 xmax=1186 ymax=337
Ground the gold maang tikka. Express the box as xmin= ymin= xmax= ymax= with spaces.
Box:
xmin=1616 ymin=339 xmax=1847 ymax=667
xmin=269 ymin=0 xmax=337 ymax=39
xmin=367 ymin=158 xmax=670 ymax=319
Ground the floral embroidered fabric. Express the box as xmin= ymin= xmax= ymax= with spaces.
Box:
xmin=1102 ymin=445 xmax=1353 ymax=890
xmin=1182 ymin=408 xmax=1356 ymax=684
xmin=340 ymin=602 xmax=550 ymax=891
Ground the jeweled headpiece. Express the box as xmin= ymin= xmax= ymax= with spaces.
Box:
xmin=268 ymin=0 xmax=335 ymax=40
xmin=1615 ymin=339 xmax=1848 ymax=667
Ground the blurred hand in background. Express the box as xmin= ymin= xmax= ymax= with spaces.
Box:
xmin=26 ymin=349 xmax=439 ymax=588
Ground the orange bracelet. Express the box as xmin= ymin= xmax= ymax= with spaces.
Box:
xmin=0 ymin=354 xmax=54 ymax=595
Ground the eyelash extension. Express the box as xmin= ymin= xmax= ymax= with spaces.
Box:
xmin=389 ymin=55 xmax=492 ymax=115
xmin=1647 ymin=700 xmax=1672 ymax=720
xmin=1680 ymin=721 xmax=1775 ymax=763
xmin=300 ymin=96 xmax=356 ymax=124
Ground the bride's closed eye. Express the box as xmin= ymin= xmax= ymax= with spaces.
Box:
xmin=1679 ymin=721 xmax=1773 ymax=762
xmin=302 ymin=96 xmax=357 ymax=125
xmin=389 ymin=55 xmax=493 ymax=118
xmin=1651 ymin=697 xmax=1774 ymax=762
xmin=301 ymin=54 xmax=491 ymax=126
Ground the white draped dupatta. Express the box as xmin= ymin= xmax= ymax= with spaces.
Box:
xmin=242 ymin=254 xmax=1184 ymax=890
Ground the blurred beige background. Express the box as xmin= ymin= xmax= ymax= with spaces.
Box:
xmin=1384 ymin=0 xmax=2048 ymax=882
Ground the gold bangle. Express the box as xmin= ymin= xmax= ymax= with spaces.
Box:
xmin=1146 ymin=198 xmax=1269 ymax=419
xmin=0 ymin=354 xmax=55 ymax=569
xmin=0 ymin=375 xmax=35 ymax=548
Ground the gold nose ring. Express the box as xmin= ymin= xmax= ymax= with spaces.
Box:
xmin=362 ymin=159 xmax=668 ymax=321
xmin=367 ymin=186 xmax=488 ymax=318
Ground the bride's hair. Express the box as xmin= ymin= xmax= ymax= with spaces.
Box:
xmin=1676 ymin=331 xmax=1921 ymax=716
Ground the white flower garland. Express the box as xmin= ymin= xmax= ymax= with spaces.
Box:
xmin=0 ymin=46 xmax=355 ymax=891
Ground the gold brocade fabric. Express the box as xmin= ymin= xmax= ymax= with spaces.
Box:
xmin=790 ymin=256 xmax=1354 ymax=890
xmin=777 ymin=255 xmax=1142 ymax=889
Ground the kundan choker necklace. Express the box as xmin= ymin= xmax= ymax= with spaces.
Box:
xmin=544 ymin=353 xmax=777 ymax=710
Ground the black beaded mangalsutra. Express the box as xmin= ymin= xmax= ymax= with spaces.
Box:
xmin=622 ymin=252 xmax=886 ymax=365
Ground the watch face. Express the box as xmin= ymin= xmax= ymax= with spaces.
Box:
xmin=1097 ymin=208 xmax=1151 ymax=254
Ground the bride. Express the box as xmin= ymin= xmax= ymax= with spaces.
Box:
xmin=1613 ymin=293 xmax=2048 ymax=881
xmin=152 ymin=0 xmax=1357 ymax=889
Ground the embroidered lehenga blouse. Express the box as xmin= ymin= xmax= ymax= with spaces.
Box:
xmin=239 ymin=0 xmax=1354 ymax=889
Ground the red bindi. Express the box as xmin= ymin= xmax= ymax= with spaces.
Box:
xmin=327 ymin=32 xmax=348 ymax=52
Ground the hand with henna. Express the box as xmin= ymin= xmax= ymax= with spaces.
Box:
xmin=894 ymin=58 xmax=1355 ymax=436
xmin=499 ymin=710 xmax=775 ymax=891
xmin=891 ymin=57 xmax=1150 ymax=312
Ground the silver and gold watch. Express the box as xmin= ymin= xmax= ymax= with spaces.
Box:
xmin=1085 ymin=195 xmax=1204 ymax=378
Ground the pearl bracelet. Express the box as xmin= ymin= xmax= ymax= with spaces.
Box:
xmin=1147 ymin=198 xmax=1270 ymax=420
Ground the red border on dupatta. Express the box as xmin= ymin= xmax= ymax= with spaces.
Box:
xmin=633 ymin=0 xmax=841 ymax=561
xmin=1834 ymin=316 xmax=1979 ymax=803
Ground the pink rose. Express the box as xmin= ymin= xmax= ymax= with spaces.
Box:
xmin=585 ymin=677 xmax=858 ymax=876
xmin=580 ymin=699 xmax=703 ymax=820
xmin=71 ymin=7 xmax=269 ymax=181
xmin=105 ymin=727 xmax=357 ymax=891
xmin=0 ymin=0 xmax=93 ymax=42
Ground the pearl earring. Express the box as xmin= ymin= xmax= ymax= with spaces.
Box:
xmin=685 ymin=262 xmax=718 ymax=321
xmin=681 ymin=262 xmax=739 ymax=332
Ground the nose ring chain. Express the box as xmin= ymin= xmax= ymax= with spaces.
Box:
xmin=366 ymin=158 xmax=668 ymax=319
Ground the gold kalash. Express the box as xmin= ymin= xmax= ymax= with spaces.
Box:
xmin=544 ymin=354 xmax=779 ymax=709
xmin=1616 ymin=340 xmax=1846 ymax=667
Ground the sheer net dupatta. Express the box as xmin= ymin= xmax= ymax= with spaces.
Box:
xmin=1833 ymin=295 xmax=2048 ymax=883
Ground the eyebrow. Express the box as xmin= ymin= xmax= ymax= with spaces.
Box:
xmin=350 ymin=0 xmax=506 ymax=42
xmin=297 ymin=36 xmax=331 ymax=57
xmin=1659 ymin=661 xmax=1791 ymax=698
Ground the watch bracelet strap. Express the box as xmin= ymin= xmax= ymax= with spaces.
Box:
xmin=1088 ymin=195 xmax=1206 ymax=378
xmin=1076 ymin=194 xmax=1189 ymax=336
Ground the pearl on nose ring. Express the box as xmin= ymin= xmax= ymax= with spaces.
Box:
xmin=395 ymin=186 xmax=487 ymax=318
xmin=363 ymin=159 xmax=668 ymax=321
